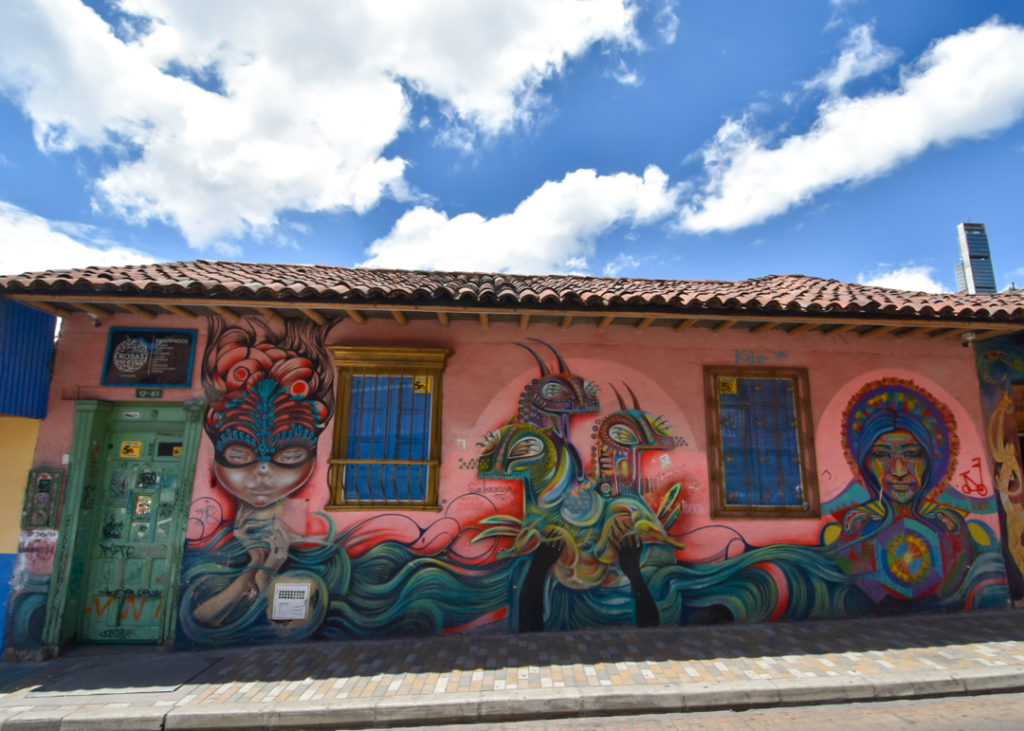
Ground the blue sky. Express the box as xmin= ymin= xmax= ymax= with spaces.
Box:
xmin=1 ymin=1 xmax=1023 ymax=292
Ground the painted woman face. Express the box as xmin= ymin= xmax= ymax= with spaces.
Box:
xmin=214 ymin=443 xmax=316 ymax=508
xmin=867 ymin=429 xmax=927 ymax=504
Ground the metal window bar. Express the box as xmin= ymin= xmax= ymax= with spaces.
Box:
xmin=335 ymin=365 xmax=437 ymax=506
xmin=721 ymin=377 xmax=804 ymax=508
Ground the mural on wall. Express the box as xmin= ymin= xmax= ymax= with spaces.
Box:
xmin=651 ymin=378 xmax=1007 ymax=624
xmin=177 ymin=321 xmax=1008 ymax=648
xmin=4 ymin=530 xmax=57 ymax=654
xmin=821 ymin=379 xmax=999 ymax=606
xmin=178 ymin=318 xmax=510 ymax=647
xmin=976 ymin=339 xmax=1024 ymax=599
xmin=475 ymin=341 xmax=686 ymax=630
xmin=188 ymin=316 xmax=336 ymax=632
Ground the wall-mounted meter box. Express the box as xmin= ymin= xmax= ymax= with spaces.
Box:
xmin=22 ymin=469 xmax=64 ymax=529
xmin=271 ymin=581 xmax=312 ymax=621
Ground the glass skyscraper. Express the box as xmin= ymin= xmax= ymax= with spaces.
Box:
xmin=954 ymin=222 xmax=997 ymax=294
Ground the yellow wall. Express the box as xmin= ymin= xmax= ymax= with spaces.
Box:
xmin=0 ymin=416 xmax=40 ymax=553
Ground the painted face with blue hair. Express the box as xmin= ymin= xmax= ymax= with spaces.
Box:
xmin=866 ymin=430 xmax=927 ymax=504
xmin=845 ymin=381 xmax=954 ymax=508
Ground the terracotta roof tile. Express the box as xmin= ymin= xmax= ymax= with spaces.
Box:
xmin=2 ymin=260 xmax=1023 ymax=323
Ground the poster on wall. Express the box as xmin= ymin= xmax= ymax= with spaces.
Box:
xmin=102 ymin=328 xmax=197 ymax=387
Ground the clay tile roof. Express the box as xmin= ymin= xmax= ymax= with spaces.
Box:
xmin=2 ymin=260 xmax=1023 ymax=323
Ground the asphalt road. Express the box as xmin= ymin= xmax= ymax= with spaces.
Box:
xmin=382 ymin=690 xmax=1024 ymax=730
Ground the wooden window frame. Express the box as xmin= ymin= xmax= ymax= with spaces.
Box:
xmin=328 ymin=346 xmax=451 ymax=510
xmin=704 ymin=365 xmax=819 ymax=519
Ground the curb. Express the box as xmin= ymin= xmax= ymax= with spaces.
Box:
xmin=12 ymin=666 xmax=1020 ymax=730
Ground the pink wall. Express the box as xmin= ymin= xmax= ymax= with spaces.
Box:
xmin=33 ymin=312 xmax=995 ymax=555
xmin=12 ymin=307 xmax=1006 ymax=653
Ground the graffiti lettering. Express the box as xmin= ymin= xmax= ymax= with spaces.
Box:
xmin=958 ymin=457 xmax=989 ymax=496
xmin=678 ymin=499 xmax=702 ymax=515
xmin=188 ymin=497 xmax=224 ymax=542
xmin=121 ymin=597 xmax=163 ymax=622
xmin=89 ymin=596 xmax=115 ymax=617
xmin=102 ymin=516 xmax=124 ymax=540
xmin=98 ymin=628 xmax=135 ymax=640
xmin=18 ymin=540 xmax=55 ymax=559
xmin=735 ymin=349 xmax=788 ymax=365
xmin=469 ymin=483 xmax=513 ymax=496
xmin=98 ymin=544 xmax=137 ymax=559
xmin=99 ymin=588 xmax=163 ymax=598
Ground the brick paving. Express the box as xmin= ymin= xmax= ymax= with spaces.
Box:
xmin=0 ymin=608 xmax=1022 ymax=729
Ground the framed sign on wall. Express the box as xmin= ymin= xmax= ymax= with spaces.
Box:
xmin=102 ymin=328 xmax=198 ymax=387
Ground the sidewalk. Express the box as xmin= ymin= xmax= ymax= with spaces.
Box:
xmin=1 ymin=608 xmax=1023 ymax=730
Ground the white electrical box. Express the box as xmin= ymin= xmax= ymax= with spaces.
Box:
xmin=271 ymin=581 xmax=311 ymax=620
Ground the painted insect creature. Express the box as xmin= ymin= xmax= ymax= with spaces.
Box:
xmin=475 ymin=340 xmax=684 ymax=630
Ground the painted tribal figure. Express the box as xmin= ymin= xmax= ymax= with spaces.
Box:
xmin=477 ymin=341 xmax=683 ymax=631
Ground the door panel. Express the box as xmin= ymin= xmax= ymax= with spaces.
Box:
xmin=79 ymin=428 xmax=186 ymax=643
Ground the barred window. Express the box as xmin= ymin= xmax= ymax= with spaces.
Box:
xmin=704 ymin=366 xmax=819 ymax=518
xmin=328 ymin=346 xmax=450 ymax=509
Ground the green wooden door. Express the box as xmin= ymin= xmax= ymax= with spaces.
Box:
xmin=79 ymin=420 xmax=188 ymax=643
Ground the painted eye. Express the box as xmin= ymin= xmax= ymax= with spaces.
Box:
xmin=221 ymin=445 xmax=257 ymax=466
xmin=509 ymin=436 xmax=544 ymax=459
xmin=608 ymin=425 xmax=639 ymax=446
xmin=870 ymin=448 xmax=892 ymax=460
xmin=273 ymin=447 xmax=310 ymax=466
xmin=542 ymin=381 xmax=571 ymax=398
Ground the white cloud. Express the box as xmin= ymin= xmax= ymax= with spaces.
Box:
xmin=1003 ymin=266 xmax=1024 ymax=289
xmin=857 ymin=265 xmax=948 ymax=293
xmin=0 ymin=201 xmax=155 ymax=276
xmin=608 ymin=60 xmax=642 ymax=87
xmin=654 ymin=2 xmax=680 ymax=45
xmin=361 ymin=166 xmax=678 ymax=273
xmin=680 ymin=20 xmax=1024 ymax=234
xmin=603 ymin=252 xmax=641 ymax=276
xmin=804 ymin=25 xmax=898 ymax=96
xmin=0 ymin=0 xmax=639 ymax=248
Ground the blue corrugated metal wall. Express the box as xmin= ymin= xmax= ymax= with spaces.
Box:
xmin=0 ymin=300 xmax=56 ymax=418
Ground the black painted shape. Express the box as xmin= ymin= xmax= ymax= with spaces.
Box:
xmin=618 ymin=541 xmax=659 ymax=628
xmin=519 ymin=542 xmax=562 ymax=632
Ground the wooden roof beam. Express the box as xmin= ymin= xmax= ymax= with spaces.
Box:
xmin=598 ymin=316 xmax=616 ymax=331
xmin=479 ymin=313 xmax=490 ymax=329
xmin=970 ymin=329 xmax=1011 ymax=342
xmin=75 ymin=302 xmax=111 ymax=321
xmin=208 ymin=305 xmax=240 ymax=321
xmin=894 ymin=327 xmax=933 ymax=339
xmin=828 ymin=323 xmax=860 ymax=336
xmin=933 ymin=327 xmax=973 ymax=339
xmin=118 ymin=302 xmax=157 ymax=319
xmin=391 ymin=310 xmax=408 ymax=326
xmin=436 ymin=311 xmax=449 ymax=327
xmin=560 ymin=315 xmax=574 ymax=329
xmin=300 ymin=307 xmax=327 ymax=325
xmin=751 ymin=321 xmax=778 ymax=334
xmin=344 ymin=308 xmax=366 ymax=324
xmin=674 ymin=318 xmax=697 ymax=332
xmin=713 ymin=320 xmax=737 ymax=333
xmin=860 ymin=325 xmax=900 ymax=338
xmin=520 ymin=314 xmax=530 ymax=330
xmin=25 ymin=300 xmax=75 ymax=319
xmin=159 ymin=304 xmax=198 ymax=319
xmin=636 ymin=317 xmax=656 ymax=331
xmin=787 ymin=322 xmax=819 ymax=335
xmin=257 ymin=307 xmax=285 ymax=324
